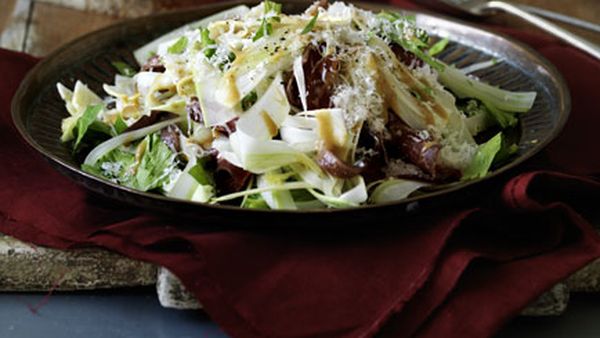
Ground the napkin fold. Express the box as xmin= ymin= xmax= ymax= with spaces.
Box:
xmin=1 ymin=3 xmax=600 ymax=337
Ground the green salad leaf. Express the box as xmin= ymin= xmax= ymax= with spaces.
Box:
xmin=83 ymin=133 xmax=177 ymax=191
xmin=74 ymin=104 xmax=104 ymax=150
xmin=462 ymin=132 xmax=503 ymax=180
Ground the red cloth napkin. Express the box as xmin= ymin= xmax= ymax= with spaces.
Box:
xmin=2 ymin=2 xmax=600 ymax=337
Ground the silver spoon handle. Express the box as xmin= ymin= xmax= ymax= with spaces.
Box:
xmin=517 ymin=4 xmax=600 ymax=34
xmin=486 ymin=0 xmax=600 ymax=60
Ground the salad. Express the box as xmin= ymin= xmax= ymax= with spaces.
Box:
xmin=56 ymin=1 xmax=536 ymax=209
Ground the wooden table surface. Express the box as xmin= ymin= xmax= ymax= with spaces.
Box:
xmin=0 ymin=0 xmax=599 ymax=57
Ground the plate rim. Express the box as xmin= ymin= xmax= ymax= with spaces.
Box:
xmin=10 ymin=0 xmax=571 ymax=215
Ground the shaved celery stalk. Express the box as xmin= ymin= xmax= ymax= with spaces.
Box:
xmin=370 ymin=179 xmax=428 ymax=204
xmin=438 ymin=63 xmax=536 ymax=113
xmin=133 ymin=5 xmax=250 ymax=65
xmin=229 ymin=130 xmax=321 ymax=174
xmin=221 ymin=29 xmax=304 ymax=108
xmin=257 ymin=170 xmax=297 ymax=210
xmin=211 ymin=182 xmax=312 ymax=203
xmin=193 ymin=57 xmax=240 ymax=126
xmin=167 ymin=171 xmax=215 ymax=202
xmin=280 ymin=125 xmax=318 ymax=152
xmin=459 ymin=59 xmax=500 ymax=75
xmin=235 ymin=73 xmax=291 ymax=140
xmin=84 ymin=117 xmax=184 ymax=166
xmin=293 ymin=55 xmax=308 ymax=111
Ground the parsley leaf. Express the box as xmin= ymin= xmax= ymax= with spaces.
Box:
xmin=199 ymin=28 xmax=216 ymax=58
xmin=111 ymin=61 xmax=136 ymax=77
xmin=241 ymin=91 xmax=258 ymax=111
xmin=301 ymin=12 xmax=319 ymax=34
xmin=168 ymin=36 xmax=188 ymax=54
xmin=253 ymin=18 xmax=273 ymax=41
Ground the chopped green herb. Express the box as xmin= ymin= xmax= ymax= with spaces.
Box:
xmin=264 ymin=0 xmax=282 ymax=15
xmin=253 ymin=18 xmax=273 ymax=41
xmin=428 ymin=37 xmax=449 ymax=56
xmin=168 ymin=36 xmax=188 ymax=54
xmin=377 ymin=11 xmax=443 ymax=71
xmin=301 ymin=12 xmax=319 ymax=34
xmin=200 ymin=28 xmax=216 ymax=58
xmin=241 ymin=91 xmax=258 ymax=111
xmin=111 ymin=61 xmax=136 ymax=77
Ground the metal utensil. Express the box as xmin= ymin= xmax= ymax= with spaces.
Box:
xmin=440 ymin=0 xmax=600 ymax=60
xmin=518 ymin=4 xmax=600 ymax=34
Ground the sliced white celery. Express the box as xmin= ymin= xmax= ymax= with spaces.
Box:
xmin=459 ymin=59 xmax=500 ymax=75
xmin=289 ymin=162 xmax=342 ymax=197
xmin=134 ymin=72 xmax=161 ymax=99
xmin=315 ymin=108 xmax=350 ymax=156
xmin=191 ymin=185 xmax=215 ymax=203
xmin=257 ymin=171 xmax=297 ymax=210
xmin=220 ymin=30 xmax=304 ymax=108
xmin=211 ymin=182 xmax=313 ymax=203
xmin=339 ymin=176 xmax=368 ymax=205
xmin=152 ymin=98 xmax=186 ymax=115
xmin=193 ymin=56 xmax=240 ymax=126
xmin=308 ymin=189 xmax=358 ymax=208
xmin=280 ymin=126 xmax=318 ymax=152
xmin=56 ymin=83 xmax=77 ymax=116
xmin=84 ymin=117 xmax=184 ymax=166
xmin=133 ymin=5 xmax=250 ymax=65
xmin=167 ymin=171 xmax=199 ymax=200
xmin=282 ymin=115 xmax=318 ymax=129
xmin=235 ymin=73 xmax=291 ymax=140
xmin=438 ymin=63 xmax=536 ymax=113
xmin=370 ymin=179 xmax=428 ymax=204
xmin=229 ymin=130 xmax=320 ymax=174
xmin=293 ymin=55 xmax=308 ymax=112
xmin=103 ymin=75 xmax=136 ymax=98
xmin=72 ymin=81 xmax=103 ymax=113
xmin=166 ymin=170 xmax=214 ymax=202
xmin=307 ymin=176 xmax=367 ymax=208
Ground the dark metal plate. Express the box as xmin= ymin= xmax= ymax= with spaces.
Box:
xmin=11 ymin=0 xmax=570 ymax=227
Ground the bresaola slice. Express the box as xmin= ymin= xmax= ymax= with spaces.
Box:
xmin=160 ymin=125 xmax=181 ymax=153
xmin=286 ymin=44 xmax=341 ymax=110
xmin=317 ymin=150 xmax=361 ymax=179
xmin=186 ymin=97 xmax=203 ymax=123
xmin=214 ymin=157 xmax=252 ymax=194
xmin=385 ymin=114 xmax=459 ymax=182
xmin=141 ymin=54 xmax=166 ymax=73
